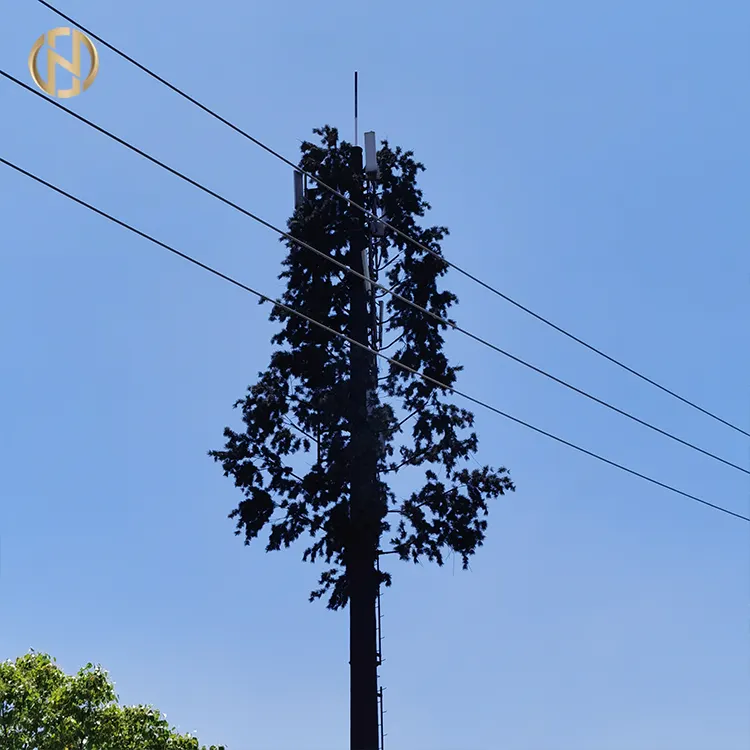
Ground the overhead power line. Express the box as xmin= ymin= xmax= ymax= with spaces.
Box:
xmin=3 ymin=67 xmax=746 ymax=479
xmin=4 ymin=69 xmax=748 ymax=479
xmin=2 ymin=154 xmax=748 ymax=524
xmin=34 ymin=0 xmax=750 ymax=441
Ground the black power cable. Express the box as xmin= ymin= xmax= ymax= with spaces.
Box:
xmin=2 ymin=68 xmax=746 ymax=479
xmin=33 ymin=0 xmax=750 ymax=441
xmin=2 ymin=154 xmax=747 ymax=524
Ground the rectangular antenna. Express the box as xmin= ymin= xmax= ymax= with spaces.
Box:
xmin=354 ymin=71 xmax=359 ymax=146
xmin=364 ymin=131 xmax=378 ymax=176
xmin=361 ymin=248 xmax=371 ymax=292
xmin=378 ymin=300 xmax=384 ymax=348
xmin=293 ymin=171 xmax=303 ymax=207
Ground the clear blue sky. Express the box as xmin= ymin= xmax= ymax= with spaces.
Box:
xmin=2 ymin=2 xmax=749 ymax=748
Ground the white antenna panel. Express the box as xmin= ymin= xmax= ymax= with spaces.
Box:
xmin=364 ymin=131 xmax=379 ymax=176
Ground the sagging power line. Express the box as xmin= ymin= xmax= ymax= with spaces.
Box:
xmin=2 ymin=154 xmax=747 ymax=525
xmin=33 ymin=0 xmax=750 ymax=441
xmin=2 ymin=67 xmax=747 ymax=480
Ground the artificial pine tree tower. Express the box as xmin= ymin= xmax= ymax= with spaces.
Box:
xmin=209 ymin=125 xmax=514 ymax=750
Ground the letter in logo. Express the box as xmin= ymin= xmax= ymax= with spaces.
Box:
xmin=28 ymin=27 xmax=99 ymax=99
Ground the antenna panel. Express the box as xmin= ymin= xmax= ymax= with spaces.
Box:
xmin=293 ymin=171 xmax=303 ymax=207
xmin=364 ymin=131 xmax=379 ymax=176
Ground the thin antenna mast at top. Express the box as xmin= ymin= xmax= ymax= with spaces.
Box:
xmin=354 ymin=71 xmax=358 ymax=146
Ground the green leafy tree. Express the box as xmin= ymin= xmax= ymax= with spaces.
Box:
xmin=209 ymin=125 xmax=515 ymax=608
xmin=0 ymin=651 xmax=225 ymax=750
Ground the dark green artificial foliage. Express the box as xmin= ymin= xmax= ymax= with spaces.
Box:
xmin=209 ymin=125 xmax=515 ymax=609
